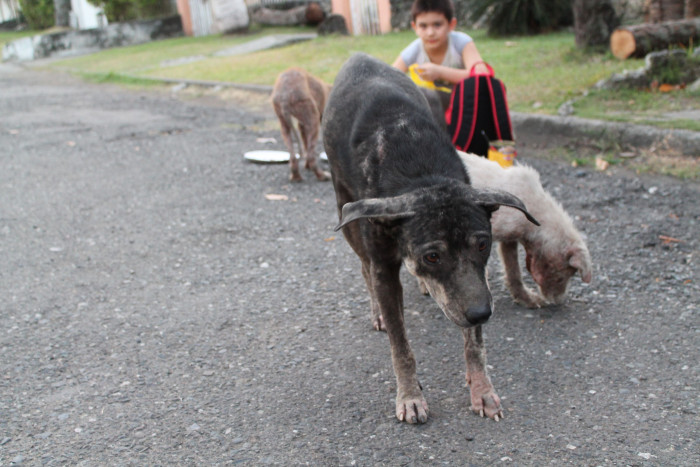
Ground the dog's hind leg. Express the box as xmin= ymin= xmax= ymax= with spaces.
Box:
xmin=273 ymin=102 xmax=303 ymax=182
xmin=361 ymin=262 xmax=383 ymax=330
xmin=338 ymin=218 xmax=383 ymax=330
xmin=498 ymin=241 xmax=547 ymax=308
xmin=298 ymin=106 xmax=330 ymax=181
xmin=463 ymin=325 xmax=503 ymax=420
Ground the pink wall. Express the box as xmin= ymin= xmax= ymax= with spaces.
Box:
xmin=176 ymin=0 xmax=193 ymax=36
xmin=332 ymin=0 xmax=392 ymax=35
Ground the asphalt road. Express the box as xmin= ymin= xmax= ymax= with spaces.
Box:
xmin=1 ymin=63 xmax=698 ymax=466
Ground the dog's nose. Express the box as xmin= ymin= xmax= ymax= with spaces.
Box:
xmin=466 ymin=304 xmax=492 ymax=325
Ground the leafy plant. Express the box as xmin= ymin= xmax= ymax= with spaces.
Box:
xmin=88 ymin=0 xmax=137 ymax=22
xmin=134 ymin=0 xmax=167 ymax=19
xmin=87 ymin=0 xmax=172 ymax=22
xmin=18 ymin=0 xmax=54 ymax=30
xmin=469 ymin=0 xmax=572 ymax=36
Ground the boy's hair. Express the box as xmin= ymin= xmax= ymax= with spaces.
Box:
xmin=411 ymin=0 xmax=455 ymax=22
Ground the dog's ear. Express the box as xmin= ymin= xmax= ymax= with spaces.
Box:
xmin=334 ymin=196 xmax=417 ymax=231
xmin=568 ymin=247 xmax=593 ymax=283
xmin=473 ymin=188 xmax=541 ymax=226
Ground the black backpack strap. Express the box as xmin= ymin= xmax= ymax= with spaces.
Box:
xmin=487 ymin=77 xmax=514 ymax=141
xmin=447 ymin=77 xmax=480 ymax=151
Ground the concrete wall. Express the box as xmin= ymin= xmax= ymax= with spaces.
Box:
xmin=2 ymin=15 xmax=183 ymax=62
xmin=0 ymin=0 xmax=20 ymax=24
xmin=69 ymin=0 xmax=108 ymax=30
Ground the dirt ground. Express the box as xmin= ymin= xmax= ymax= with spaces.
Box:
xmin=0 ymin=64 xmax=698 ymax=465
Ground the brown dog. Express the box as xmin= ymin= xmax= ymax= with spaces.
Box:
xmin=271 ymin=68 xmax=331 ymax=182
xmin=460 ymin=152 xmax=592 ymax=307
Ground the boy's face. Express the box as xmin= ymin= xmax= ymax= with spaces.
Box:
xmin=411 ymin=12 xmax=457 ymax=53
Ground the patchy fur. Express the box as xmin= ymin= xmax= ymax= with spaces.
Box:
xmin=271 ymin=68 xmax=331 ymax=182
xmin=322 ymin=54 xmax=539 ymax=424
xmin=459 ymin=152 xmax=593 ymax=307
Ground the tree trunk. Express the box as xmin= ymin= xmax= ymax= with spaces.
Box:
xmin=686 ymin=0 xmax=700 ymax=18
xmin=644 ymin=0 xmax=687 ymax=22
xmin=54 ymin=0 xmax=71 ymax=27
xmin=573 ymin=0 xmax=620 ymax=49
xmin=610 ymin=17 xmax=700 ymax=59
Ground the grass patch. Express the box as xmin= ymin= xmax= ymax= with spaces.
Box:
xmin=543 ymin=138 xmax=698 ymax=180
xmin=38 ymin=26 xmax=699 ymax=130
xmin=632 ymin=152 xmax=700 ymax=179
xmin=47 ymin=26 xmax=316 ymax=75
xmin=136 ymin=29 xmax=646 ymax=116
xmin=139 ymin=30 xmax=415 ymax=85
xmin=80 ymin=71 xmax=165 ymax=88
xmin=1 ymin=30 xmax=40 ymax=57
xmin=573 ymin=87 xmax=700 ymax=132
xmin=1 ymin=27 xmax=74 ymax=59
xmin=43 ymin=27 xmax=648 ymax=117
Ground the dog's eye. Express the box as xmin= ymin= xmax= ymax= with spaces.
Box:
xmin=478 ymin=238 xmax=489 ymax=252
xmin=424 ymin=253 xmax=440 ymax=264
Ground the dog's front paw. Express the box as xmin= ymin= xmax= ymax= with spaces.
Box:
xmin=467 ymin=373 xmax=503 ymax=421
xmin=315 ymin=169 xmax=331 ymax=181
xmin=396 ymin=394 xmax=429 ymax=424
xmin=469 ymin=388 xmax=503 ymax=421
xmin=511 ymin=286 xmax=547 ymax=308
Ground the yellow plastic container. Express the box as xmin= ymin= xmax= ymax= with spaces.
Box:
xmin=409 ymin=64 xmax=452 ymax=93
xmin=487 ymin=141 xmax=516 ymax=168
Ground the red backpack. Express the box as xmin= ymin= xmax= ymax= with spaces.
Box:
xmin=445 ymin=62 xmax=514 ymax=157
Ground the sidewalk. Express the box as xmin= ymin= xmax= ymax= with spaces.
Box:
xmin=511 ymin=112 xmax=700 ymax=157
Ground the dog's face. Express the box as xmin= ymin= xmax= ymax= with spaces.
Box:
xmin=525 ymin=243 xmax=592 ymax=304
xmin=336 ymin=183 xmax=540 ymax=327
xmin=401 ymin=204 xmax=493 ymax=327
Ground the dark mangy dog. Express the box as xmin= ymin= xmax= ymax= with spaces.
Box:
xmin=271 ymin=67 xmax=331 ymax=182
xmin=322 ymin=54 xmax=539 ymax=424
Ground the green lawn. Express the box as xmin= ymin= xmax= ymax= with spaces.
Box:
xmin=0 ymin=30 xmax=40 ymax=50
xmin=11 ymin=26 xmax=699 ymax=131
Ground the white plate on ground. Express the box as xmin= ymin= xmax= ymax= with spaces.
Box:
xmin=244 ymin=150 xmax=293 ymax=163
xmin=243 ymin=150 xmax=328 ymax=163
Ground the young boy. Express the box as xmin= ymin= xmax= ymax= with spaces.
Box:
xmin=392 ymin=0 xmax=487 ymax=90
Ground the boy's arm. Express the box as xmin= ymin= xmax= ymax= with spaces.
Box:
xmin=414 ymin=63 xmax=469 ymax=84
xmin=462 ymin=42 xmax=488 ymax=75
xmin=414 ymin=42 xmax=489 ymax=84
xmin=392 ymin=55 xmax=408 ymax=72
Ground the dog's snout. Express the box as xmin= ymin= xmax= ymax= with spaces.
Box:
xmin=466 ymin=304 xmax=492 ymax=325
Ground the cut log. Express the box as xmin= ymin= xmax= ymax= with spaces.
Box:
xmin=610 ymin=17 xmax=700 ymax=59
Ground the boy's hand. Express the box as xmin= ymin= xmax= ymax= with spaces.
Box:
xmin=471 ymin=63 xmax=489 ymax=75
xmin=415 ymin=63 xmax=442 ymax=82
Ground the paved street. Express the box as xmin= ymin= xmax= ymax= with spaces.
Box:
xmin=1 ymin=64 xmax=698 ymax=465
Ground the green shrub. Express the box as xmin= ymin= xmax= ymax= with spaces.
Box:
xmin=134 ymin=0 xmax=167 ymax=19
xmin=469 ymin=0 xmax=572 ymax=36
xmin=89 ymin=0 xmax=137 ymax=22
xmin=18 ymin=0 xmax=54 ymax=30
xmin=87 ymin=0 xmax=173 ymax=22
